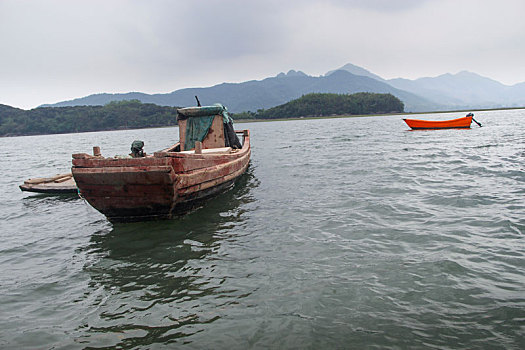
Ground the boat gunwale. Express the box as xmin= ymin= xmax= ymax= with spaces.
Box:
xmin=402 ymin=116 xmax=471 ymax=123
xmin=72 ymin=130 xmax=250 ymax=167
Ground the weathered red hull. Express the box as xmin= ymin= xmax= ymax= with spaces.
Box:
xmin=72 ymin=131 xmax=250 ymax=222
xmin=403 ymin=116 xmax=472 ymax=129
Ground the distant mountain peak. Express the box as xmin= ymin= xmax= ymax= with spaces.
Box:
xmin=326 ymin=63 xmax=385 ymax=81
xmin=453 ymin=70 xmax=495 ymax=80
xmin=433 ymin=70 xmax=503 ymax=85
xmin=437 ymin=70 xmax=475 ymax=78
xmin=276 ymin=70 xmax=308 ymax=78
xmin=34 ymin=62 xmax=525 ymax=113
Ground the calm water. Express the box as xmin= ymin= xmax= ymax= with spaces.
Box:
xmin=1 ymin=110 xmax=524 ymax=349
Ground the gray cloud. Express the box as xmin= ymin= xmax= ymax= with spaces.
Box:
xmin=323 ymin=0 xmax=433 ymax=12
xmin=170 ymin=1 xmax=288 ymax=58
xmin=1 ymin=0 xmax=525 ymax=109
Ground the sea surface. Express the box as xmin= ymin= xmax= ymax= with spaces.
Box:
xmin=1 ymin=110 xmax=524 ymax=349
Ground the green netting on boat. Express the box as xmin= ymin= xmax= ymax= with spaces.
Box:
xmin=184 ymin=114 xmax=215 ymax=150
xmin=177 ymin=104 xmax=233 ymax=151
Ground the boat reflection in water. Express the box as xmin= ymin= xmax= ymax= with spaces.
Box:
xmin=77 ymin=167 xmax=257 ymax=347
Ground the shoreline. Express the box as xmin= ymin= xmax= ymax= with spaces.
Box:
xmin=233 ymin=106 xmax=525 ymax=123
xmin=3 ymin=106 xmax=524 ymax=137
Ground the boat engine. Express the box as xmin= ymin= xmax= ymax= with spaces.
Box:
xmin=130 ymin=140 xmax=145 ymax=158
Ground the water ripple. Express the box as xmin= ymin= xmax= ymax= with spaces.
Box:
xmin=1 ymin=111 xmax=524 ymax=348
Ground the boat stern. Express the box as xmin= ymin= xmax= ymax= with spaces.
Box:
xmin=72 ymin=154 xmax=177 ymax=222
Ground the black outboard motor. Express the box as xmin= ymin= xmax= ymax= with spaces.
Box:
xmin=130 ymin=140 xmax=145 ymax=157
xmin=466 ymin=112 xmax=482 ymax=127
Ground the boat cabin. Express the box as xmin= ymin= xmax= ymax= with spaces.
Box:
xmin=174 ymin=104 xmax=242 ymax=153
xmin=72 ymin=104 xmax=243 ymax=160
xmin=177 ymin=109 xmax=225 ymax=151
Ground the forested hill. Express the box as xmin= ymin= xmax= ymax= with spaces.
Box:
xmin=254 ymin=93 xmax=404 ymax=119
xmin=0 ymin=100 xmax=179 ymax=137
xmin=1 ymin=94 xmax=403 ymax=137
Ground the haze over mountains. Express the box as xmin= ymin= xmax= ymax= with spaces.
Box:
xmin=40 ymin=63 xmax=525 ymax=113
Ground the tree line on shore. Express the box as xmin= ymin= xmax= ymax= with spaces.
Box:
xmin=234 ymin=92 xmax=404 ymax=119
xmin=0 ymin=100 xmax=178 ymax=137
xmin=0 ymin=93 xmax=404 ymax=137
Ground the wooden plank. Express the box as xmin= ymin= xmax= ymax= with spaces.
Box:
xmin=164 ymin=145 xmax=250 ymax=173
xmin=86 ymin=196 xmax=172 ymax=211
xmin=164 ymin=145 xmax=247 ymax=159
xmin=178 ymin=115 xmax=224 ymax=151
xmin=202 ymin=115 xmax=225 ymax=149
xmin=54 ymin=175 xmax=73 ymax=183
xmin=177 ymin=156 xmax=250 ymax=196
xmin=79 ymin=183 xmax=174 ymax=198
xmin=157 ymin=142 xmax=180 ymax=153
xmin=176 ymin=152 xmax=250 ymax=188
xmin=24 ymin=173 xmax=72 ymax=185
xmin=170 ymin=157 xmax=232 ymax=173
xmin=178 ymin=119 xmax=187 ymax=151
xmin=72 ymin=157 xmax=170 ymax=168
xmin=73 ymin=165 xmax=172 ymax=174
xmin=20 ymin=177 xmax=77 ymax=193
xmin=179 ymin=147 xmax=232 ymax=155
xmin=73 ymin=166 xmax=174 ymax=185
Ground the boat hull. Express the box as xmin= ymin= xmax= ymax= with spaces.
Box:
xmin=72 ymin=131 xmax=250 ymax=223
xmin=403 ymin=116 xmax=472 ymax=130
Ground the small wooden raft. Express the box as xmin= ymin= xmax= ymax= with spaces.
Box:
xmin=20 ymin=173 xmax=78 ymax=194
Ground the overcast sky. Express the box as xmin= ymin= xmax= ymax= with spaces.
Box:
xmin=1 ymin=0 xmax=525 ymax=109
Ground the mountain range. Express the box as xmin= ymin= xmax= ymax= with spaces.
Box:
xmin=41 ymin=63 xmax=525 ymax=113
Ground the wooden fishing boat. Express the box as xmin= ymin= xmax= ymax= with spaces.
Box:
xmin=20 ymin=173 xmax=77 ymax=194
xmin=403 ymin=113 xmax=478 ymax=130
xmin=72 ymin=104 xmax=251 ymax=223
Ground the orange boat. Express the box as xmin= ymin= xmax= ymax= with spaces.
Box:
xmin=72 ymin=104 xmax=250 ymax=223
xmin=403 ymin=113 xmax=480 ymax=130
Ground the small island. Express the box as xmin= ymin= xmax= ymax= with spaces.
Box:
xmin=250 ymin=92 xmax=404 ymax=119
